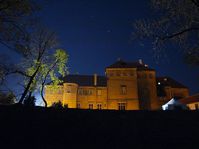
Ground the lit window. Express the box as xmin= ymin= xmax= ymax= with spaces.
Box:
xmin=118 ymin=103 xmax=126 ymax=110
xmin=97 ymin=89 xmax=102 ymax=96
xmin=79 ymin=89 xmax=93 ymax=96
xmin=121 ymin=85 xmax=127 ymax=95
xmin=78 ymin=89 xmax=83 ymax=95
xmin=97 ymin=104 xmax=102 ymax=110
xmin=89 ymin=104 xmax=93 ymax=109
xmin=88 ymin=90 xmax=93 ymax=95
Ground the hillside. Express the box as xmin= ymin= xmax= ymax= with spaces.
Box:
xmin=0 ymin=105 xmax=198 ymax=149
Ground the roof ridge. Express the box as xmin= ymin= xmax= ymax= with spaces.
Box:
xmin=65 ymin=74 xmax=106 ymax=77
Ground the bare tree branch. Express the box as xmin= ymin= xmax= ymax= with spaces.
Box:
xmin=6 ymin=70 xmax=31 ymax=78
xmin=159 ymin=27 xmax=199 ymax=40
xmin=191 ymin=0 xmax=199 ymax=8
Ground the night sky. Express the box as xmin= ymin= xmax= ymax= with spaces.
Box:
xmin=0 ymin=0 xmax=199 ymax=96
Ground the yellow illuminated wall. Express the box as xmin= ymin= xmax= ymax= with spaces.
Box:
xmin=45 ymin=63 xmax=189 ymax=110
xmin=106 ymin=68 xmax=139 ymax=110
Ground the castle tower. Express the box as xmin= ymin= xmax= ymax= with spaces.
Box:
xmin=136 ymin=60 xmax=158 ymax=110
xmin=63 ymin=83 xmax=78 ymax=108
xmin=106 ymin=59 xmax=139 ymax=110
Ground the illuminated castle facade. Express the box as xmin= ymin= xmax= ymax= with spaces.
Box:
xmin=45 ymin=59 xmax=189 ymax=110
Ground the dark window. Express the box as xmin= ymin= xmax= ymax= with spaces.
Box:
xmin=149 ymin=74 xmax=153 ymax=79
xmin=77 ymin=103 xmax=80 ymax=109
xmin=89 ymin=104 xmax=93 ymax=109
xmin=118 ymin=103 xmax=126 ymax=110
xmin=97 ymin=104 xmax=102 ymax=110
xmin=143 ymin=74 xmax=147 ymax=79
xmin=157 ymin=84 xmax=166 ymax=97
xmin=121 ymin=85 xmax=127 ymax=95
xmin=195 ymin=104 xmax=198 ymax=110
xmin=137 ymin=73 xmax=141 ymax=79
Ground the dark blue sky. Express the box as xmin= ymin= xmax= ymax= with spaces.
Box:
xmin=1 ymin=0 xmax=199 ymax=95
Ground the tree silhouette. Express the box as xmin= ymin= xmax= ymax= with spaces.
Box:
xmin=51 ymin=101 xmax=64 ymax=109
xmin=0 ymin=92 xmax=15 ymax=105
xmin=23 ymin=92 xmax=36 ymax=107
xmin=133 ymin=0 xmax=199 ymax=65
xmin=0 ymin=0 xmax=39 ymax=52
xmin=14 ymin=28 xmax=69 ymax=106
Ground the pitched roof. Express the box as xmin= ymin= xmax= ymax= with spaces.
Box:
xmin=61 ymin=75 xmax=107 ymax=87
xmin=180 ymin=94 xmax=199 ymax=104
xmin=156 ymin=77 xmax=188 ymax=89
xmin=106 ymin=59 xmax=154 ymax=71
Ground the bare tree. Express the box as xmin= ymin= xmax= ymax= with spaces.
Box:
xmin=133 ymin=0 xmax=199 ymax=65
xmin=0 ymin=0 xmax=39 ymax=53
xmin=14 ymin=28 xmax=68 ymax=106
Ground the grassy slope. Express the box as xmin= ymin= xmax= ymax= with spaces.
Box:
xmin=0 ymin=105 xmax=199 ymax=148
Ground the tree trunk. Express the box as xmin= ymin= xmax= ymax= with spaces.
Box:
xmin=40 ymin=60 xmax=58 ymax=107
xmin=18 ymin=66 xmax=40 ymax=104
xmin=41 ymin=82 xmax=47 ymax=107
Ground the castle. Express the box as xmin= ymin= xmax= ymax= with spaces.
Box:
xmin=45 ymin=59 xmax=189 ymax=110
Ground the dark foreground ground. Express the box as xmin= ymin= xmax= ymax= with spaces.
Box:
xmin=0 ymin=105 xmax=199 ymax=149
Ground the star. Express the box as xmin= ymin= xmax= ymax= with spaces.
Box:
xmin=107 ymin=30 xmax=111 ymax=33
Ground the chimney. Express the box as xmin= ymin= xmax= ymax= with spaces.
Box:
xmin=94 ymin=73 xmax=97 ymax=86
xmin=138 ymin=59 xmax=143 ymax=65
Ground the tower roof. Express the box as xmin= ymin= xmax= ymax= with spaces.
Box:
xmin=106 ymin=59 xmax=154 ymax=71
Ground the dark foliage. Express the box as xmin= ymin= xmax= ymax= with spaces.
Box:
xmin=133 ymin=0 xmax=199 ymax=65
xmin=23 ymin=95 xmax=36 ymax=107
xmin=0 ymin=92 xmax=15 ymax=105
xmin=0 ymin=106 xmax=199 ymax=148
xmin=0 ymin=0 xmax=39 ymax=52
xmin=51 ymin=100 xmax=64 ymax=109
